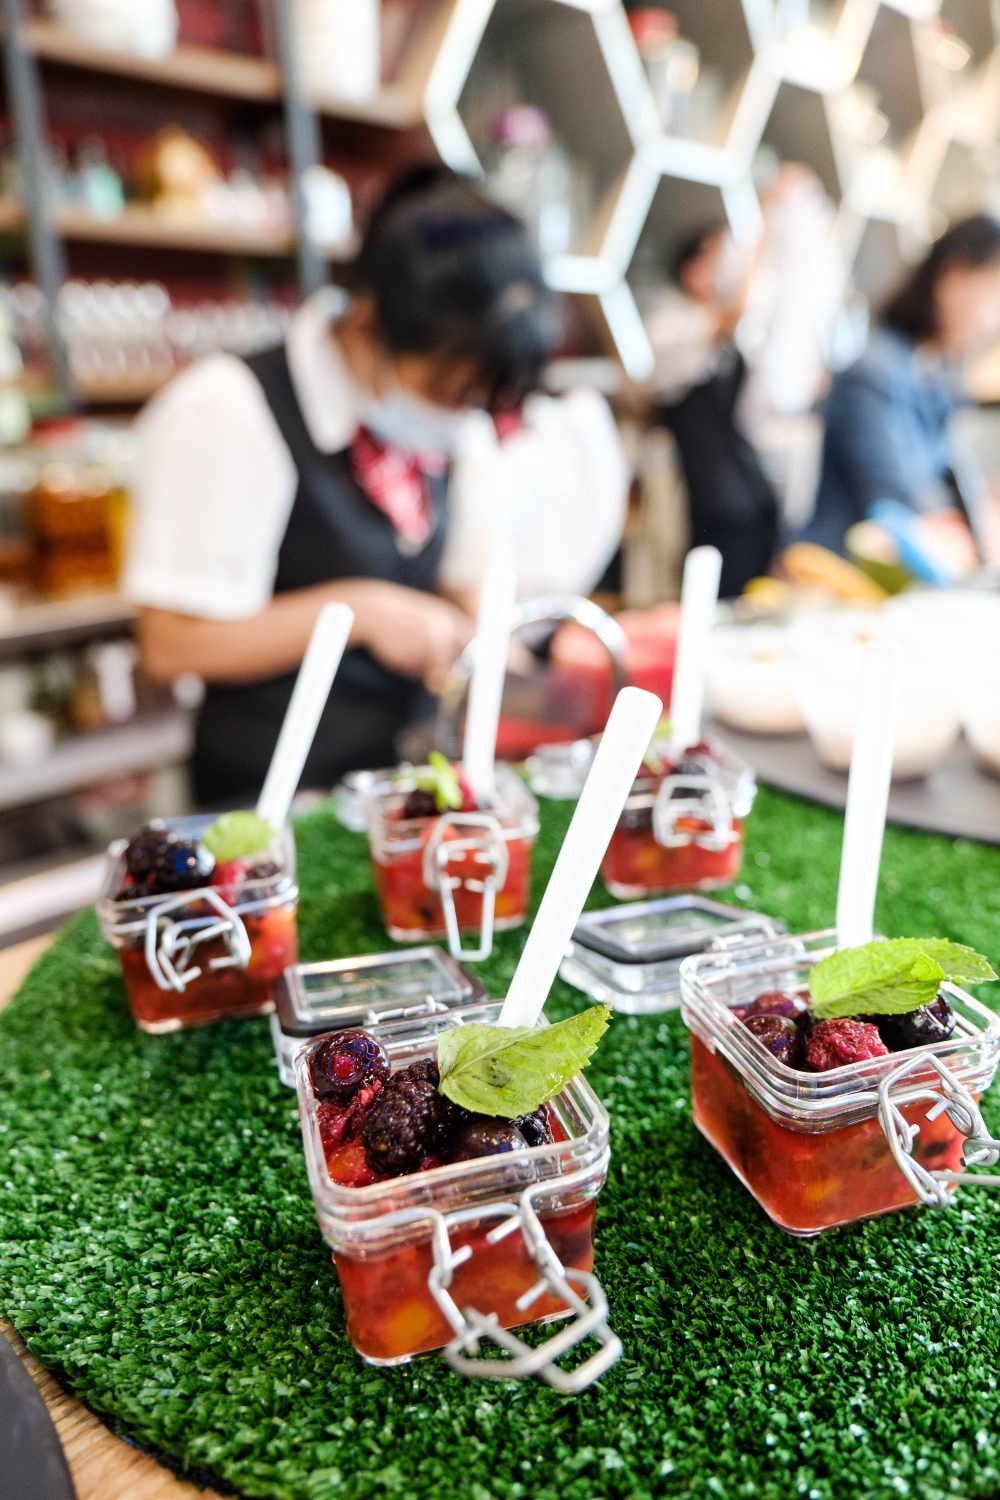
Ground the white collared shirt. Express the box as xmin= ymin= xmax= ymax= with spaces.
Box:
xmin=125 ymin=287 xmax=628 ymax=619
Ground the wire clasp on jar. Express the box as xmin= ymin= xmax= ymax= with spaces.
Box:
xmin=143 ymin=887 xmax=252 ymax=993
xmin=424 ymin=1167 xmax=621 ymax=1393
xmin=878 ymin=1051 xmax=1000 ymax=1206
xmin=652 ymin=773 xmax=735 ymax=853
xmin=422 ymin=812 xmax=510 ymax=963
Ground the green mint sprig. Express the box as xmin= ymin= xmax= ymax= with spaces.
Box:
xmin=201 ymin=810 xmax=275 ymax=861
xmin=437 ymin=1004 xmax=611 ymax=1118
xmin=412 ymin=750 xmax=463 ymax=813
xmin=810 ymin=938 xmax=996 ymax=1021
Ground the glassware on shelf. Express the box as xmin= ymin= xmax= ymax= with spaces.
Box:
xmin=367 ymin=762 xmax=539 ymax=961
xmin=295 ymin=999 xmax=615 ymax=1375
xmin=483 ymin=106 xmax=588 ymax=259
xmin=680 ymin=931 xmax=1000 ymax=1235
xmin=271 ymin=949 xmax=487 ymax=1086
xmin=600 ymin=738 xmax=755 ymax=899
xmin=27 ymin=458 xmax=127 ymax=594
xmin=561 ymin=894 xmax=784 ymax=1013
xmin=97 ymin=814 xmax=299 ymax=1032
xmin=628 ymin=9 xmax=700 ymax=136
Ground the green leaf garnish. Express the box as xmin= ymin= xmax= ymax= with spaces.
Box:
xmin=201 ymin=811 xmax=275 ymax=862
xmin=437 ymin=1004 xmax=611 ymax=1118
xmin=412 ymin=750 xmax=463 ymax=813
xmin=810 ymin=938 xmax=997 ymax=1020
xmin=643 ymin=717 xmax=673 ymax=772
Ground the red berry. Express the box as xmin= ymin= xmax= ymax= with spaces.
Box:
xmin=742 ymin=1013 xmax=803 ymax=1068
xmin=748 ymin=989 xmax=810 ymax=1023
xmin=805 ymin=1018 xmax=889 ymax=1072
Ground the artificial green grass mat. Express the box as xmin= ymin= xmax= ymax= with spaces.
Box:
xmin=1 ymin=786 xmax=1000 ymax=1500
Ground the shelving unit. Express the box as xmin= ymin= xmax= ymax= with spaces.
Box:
xmin=0 ymin=592 xmax=135 ymax=659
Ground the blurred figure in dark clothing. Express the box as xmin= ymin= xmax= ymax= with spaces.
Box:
xmin=643 ymin=222 xmax=779 ymax=598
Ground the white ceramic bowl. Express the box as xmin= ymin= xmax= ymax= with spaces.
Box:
xmin=707 ymin=625 xmax=805 ymax=735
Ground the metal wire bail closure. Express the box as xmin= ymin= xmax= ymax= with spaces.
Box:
xmin=424 ymin=1166 xmax=621 ymax=1392
xmin=421 ymin=812 xmax=510 ymax=963
xmin=877 ymin=1050 xmax=1000 ymax=1207
xmin=143 ymin=887 xmax=253 ymax=993
xmin=652 ymin=773 xmax=735 ymax=853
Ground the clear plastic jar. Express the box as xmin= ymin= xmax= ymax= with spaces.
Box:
xmin=295 ymin=1001 xmax=616 ymax=1381
xmin=601 ymin=742 xmax=756 ymax=898
xmin=97 ymin=815 xmax=298 ymax=1032
xmin=680 ymin=931 xmax=1000 ymax=1235
xmin=367 ymin=763 xmax=539 ymax=961
xmin=561 ymin=894 xmax=783 ymax=1013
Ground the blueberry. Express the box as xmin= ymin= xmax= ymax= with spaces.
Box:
xmin=747 ymin=989 xmax=811 ymax=1025
xmin=446 ymin=1117 xmax=529 ymax=1162
xmin=867 ymin=994 xmax=956 ymax=1052
xmin=514 ymin=1107 xmax=553 ymax=1147
xmin=152 ymin=837 xmax=215 ymax=893
xmin=742 ymin=1013 xmax=804 ymax=1068
xmin=311 ymin=1029 xmax=391 ymax=1104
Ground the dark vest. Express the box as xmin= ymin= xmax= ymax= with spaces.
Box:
xmin=193 ymin=344 xmax=448 ymax=806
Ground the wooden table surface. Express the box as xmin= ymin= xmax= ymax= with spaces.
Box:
xmin=0 ymin=934 xmax=224 ymax=1500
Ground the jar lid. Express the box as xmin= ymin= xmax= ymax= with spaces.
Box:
xmin=274 ymin=947 xmax=488 ymax=1038
xmin=572 ymin=894 xmax=780 ymax=965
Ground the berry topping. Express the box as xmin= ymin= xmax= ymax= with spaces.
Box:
xmin=447 ymin=1118 xmax=529 ymax=1162
xmin=747 ymin=989 xmax=810 ymax=1023
xmin=866 ymin=993 xmax=956 ymax=1052
xmin=671 ymin=749 xmax=720 ymax=779
xmin=124 ymin=825 xmax=174 ymax=887
xmin=805 ymin=1018 xmax=889 ymax=1072
xmin=402 ymin=788 xmax=438 ymax=820
xmin=311 ymin=1030 xmax=390 ymax=1104
xmin=361 ymin=1060 xmax=468 ymax=1176
xmin=515 ymin=1106 xmax=554 ymax=1147
xmin=153 ymin=837 xmax=215 ymax=892
xmin=742 ymin=1013 xmax=803 ymax=1068
xmin=243 ymin=858 xmax=281 ymax=882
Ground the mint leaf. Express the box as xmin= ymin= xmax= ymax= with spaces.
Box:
xmin=810 ymin=938 xmax=997 ymax=1020
xmin=202 ymin=811 xmax=275 ymax=861
xmin=413 ymin=750 xmax=462 ymax=813
xmin=437 ymin=1005 xmax=611 ymax=1118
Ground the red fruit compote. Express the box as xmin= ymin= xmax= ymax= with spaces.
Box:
xmin=367 ymin=762 xmax=538 ymax=952
xmin=680 ymin=930 xmax=1000 ymax=1235
xmin=97 ymin=815 xmax=298 ymax=1032
xmin=601 ymin=738 xmax=755 ymax=899
xmin=295 ymin=1001 xmax=610 ymax=1366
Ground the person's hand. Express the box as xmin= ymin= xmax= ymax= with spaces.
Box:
xmin=345 ymin=580 xmax=474 ymax=688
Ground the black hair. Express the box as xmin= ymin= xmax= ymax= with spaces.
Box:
xmin=882 ymin=214 xmax=1000 ymax=343
xmin=352 ymin=164 xmax=559 ymax=407
xmin=672 ymin=220 xmax=728 ymax=285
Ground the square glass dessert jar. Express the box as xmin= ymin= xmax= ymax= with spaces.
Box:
xmin=295 ymin=1001 xmax=616 ymax=1381
xmin=97 ymin=815 xmax=298 ymax=1032
xmin=561 ymin=895 xmax=784 ymax=1014
xmin=367 ymin=762 xmax=539 ymax=960
xmin=600 ymin=740 xmax=756 ymax=899
xmin=680 ymin=931 xmax=1000 ymax=1236
xmin=271 ymin=949 xmax=487 ymax=1086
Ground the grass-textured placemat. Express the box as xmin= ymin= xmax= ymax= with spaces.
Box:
xmin=1 ymin=786 xmax=1000 ymax=1500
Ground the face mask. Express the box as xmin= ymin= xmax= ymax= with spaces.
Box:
xmin=355 ymin=378 xmax=467 ymax=456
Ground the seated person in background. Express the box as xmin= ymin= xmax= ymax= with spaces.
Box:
xmin=801 ymin=213 xmax=1000 ymax=557
xmin=643 ymin=221 xmax=779 ymax=598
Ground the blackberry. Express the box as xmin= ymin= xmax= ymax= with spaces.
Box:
xmin=805 ymin=1018 xmax=888 ymax=1072
xmin=447 ymin=1117 xmax=528 ymax=1162
xmin=742 ymin=1013 xmax=803 ymax=1068
xmin=125 ymin=825 xmax=174 ymax=888
xmin=153 ymin=837 xmax=215 ymax=893
xmin=515 ymin=1106 xmax=553 ymax=1147
xmin=361 ymin=1060 xmax=467 ymax=1176
xmin=867 ymin=993 xmax=956 ymax=1052
xmin=671 ymin=750 xmax=720 ymax=780
xmin=311 ymin=1030 xmax=390 ymax=1104
xmin=402 ymin=788 xmax=438 ymax=820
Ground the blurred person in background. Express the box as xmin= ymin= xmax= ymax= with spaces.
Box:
xmin=643 ymin=220 xmax=779 ymax=597
xmin=127 ymin=166 xmax=627 ymax=805
xmin=801 ymin=213 xmax=1000 ymax=556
